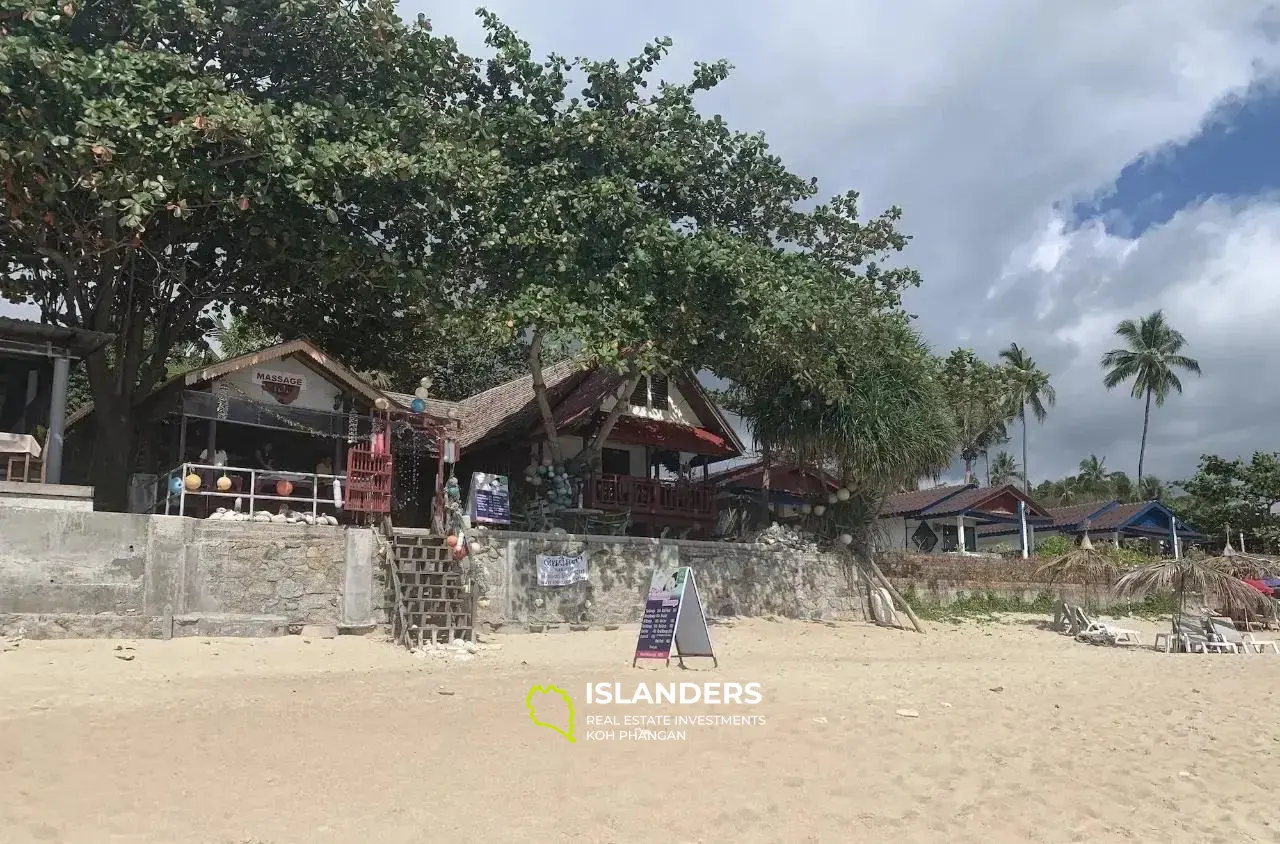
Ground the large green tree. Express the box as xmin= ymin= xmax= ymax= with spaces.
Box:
xmin=1174 ymin=453 xmax=1280 ymax=552
xmin=999 ymin=342 xmax=1055 ymax=493
xmin=1101 ymin=309 xmax=1201 ymax=484
xmin=1 ymin=0 xmax=487 ymax=509
xmin=938 ymin=349 xmax=1014 ymax=484
xmin=440 ymin=15 xmax=927 ymax=474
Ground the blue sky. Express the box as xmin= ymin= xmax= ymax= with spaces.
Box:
xmin=1074 ymin=88 xmax=1280 ymax=237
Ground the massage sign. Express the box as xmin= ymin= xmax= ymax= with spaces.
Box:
xmin=254 ymin=369 xmax=306 ymax=405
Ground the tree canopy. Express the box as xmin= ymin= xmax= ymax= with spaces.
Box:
xmin=1172 ymin=452 xmax=1280 ymax=553
xmin=1 ymin=0 xmax=489 ymax=507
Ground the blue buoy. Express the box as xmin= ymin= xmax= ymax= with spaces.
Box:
xmin=410 ymin=397 xmax=426 ymax=413
xmin=168 ymin=476 xmax=183 ymax=493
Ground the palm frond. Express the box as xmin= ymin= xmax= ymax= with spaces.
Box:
xmin=1115 ymin=556 xmax=1272 ymax=616
xmin=1036 ymin=532 xmax=1118 ymax=586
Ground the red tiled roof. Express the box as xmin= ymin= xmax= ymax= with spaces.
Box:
xmin=879 ymin=484 xmax=975 ymax=517
xmin=1047 ymin=501 xmax=1117 ymax=530
xmin=605 ymin=415 xmax=737 ymax=457
xmin=551 ymin=369 xmax=627 ymax=431
xmin=920 ymin=484 xmax=1053 ymax=520
xmin=705 ymin=459 xmax=840 ymax=495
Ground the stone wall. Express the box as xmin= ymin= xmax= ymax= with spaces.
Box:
xmin=877 ymin=552 xmax=1115 ymax=607
xmin=0 ymin=507 xmax=377 ymax=638
xmin=463 ymin=529 xmax=867 ymax=628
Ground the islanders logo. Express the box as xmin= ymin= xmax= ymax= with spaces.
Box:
xmin=526 ymin=684 xmax=576 ymax=743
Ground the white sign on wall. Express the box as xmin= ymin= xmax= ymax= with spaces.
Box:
xmin=536 ymin=554 xmax=589 ymax=587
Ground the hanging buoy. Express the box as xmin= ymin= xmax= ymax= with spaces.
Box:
xmin=183 ymin=473 xmax=202 ymax=491
xmin=275 ymin=479 xmax=294 ymax=497
xmin=216 ymin=475 xmax=232 ymax=492
xmin=446 ymin=534 xmax=459 ymax=547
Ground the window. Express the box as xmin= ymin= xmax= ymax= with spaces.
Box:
xmin=601 ymin=447 xmax=631 ymax=476
xmin=628 ymin=375 xmax=670 ymax=411
xmin=649 ymin=374 xmax=669 ymax=410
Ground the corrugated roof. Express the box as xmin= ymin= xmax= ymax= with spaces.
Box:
xmin=0 ymin=316 xmax=113 ymax=359
xmin=879 ymin=483 xmax=975 ymax=517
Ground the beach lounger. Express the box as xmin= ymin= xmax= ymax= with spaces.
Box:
xmin=1207 ymin=616 xmax=1279 ymax=654
xmin=1176 ymin=616 xmax=1237 ymax=654
xmin=1071 ymin=606 xmax=1142 ymax=646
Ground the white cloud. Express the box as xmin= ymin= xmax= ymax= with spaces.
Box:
xmin=416 ymin=0 xmax=1280 ymax=484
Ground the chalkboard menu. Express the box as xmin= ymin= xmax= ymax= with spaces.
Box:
xmin=468 ymin=472 xmax=511 ymax=525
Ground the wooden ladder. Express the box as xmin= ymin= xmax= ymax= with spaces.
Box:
xmin=388 ymin=531 xmax=475 ymax=648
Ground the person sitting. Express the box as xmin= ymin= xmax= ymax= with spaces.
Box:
xmin=255 ymin=442 xmax=275 ymax=470
xmin=199 ymin=447 xmax=228 ymax=467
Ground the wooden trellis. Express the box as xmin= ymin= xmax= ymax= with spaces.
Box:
xmin=389 ymin=531 xmax=475 ymax=647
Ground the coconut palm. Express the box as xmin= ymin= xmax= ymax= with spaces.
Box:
xmin=1115 ymin=553 xmax=1273 ymax=639
xmin=999 ymin=343 xmax=1055 ymax=494
xmin=988 ymin=451 xmax=1020 ymax=487
xmin=1101 ymin=310 xmax=1202 ymax=483
xmin=1138 ymin=475 xmax=1163 ymax=502
xmin=1077 ymin=454 xmax=1108 ymax=489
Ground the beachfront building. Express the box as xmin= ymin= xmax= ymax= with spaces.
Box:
xmin=392 ymin=362 xmax=745 ymax=538
xmin=0 ymin=317 xmax=113 ymax=508
xmin=977 ymin=498 xmax=1203 ymax=553
xmin=874 ymin=483 xmax=1053 ymax=555
xmin=63 ymin=340 xmax=429 ymax=521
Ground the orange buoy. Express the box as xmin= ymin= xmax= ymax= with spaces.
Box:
xmin=216 ymin=475 xmax=232 ymax=492
xmin=183 ymin=473 xmax=202 ymax=491
xmin=275 ymin=479 xmax=294 ymax=496
xmin=446 ymin=534 xmax=459 ymax=547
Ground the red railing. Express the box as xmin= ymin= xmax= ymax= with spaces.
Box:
xmin=585 ymin=474 xmax=717 ymax=520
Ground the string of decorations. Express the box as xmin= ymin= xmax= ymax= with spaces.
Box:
xmin=213 ymin=378 xmax=373 ymax=442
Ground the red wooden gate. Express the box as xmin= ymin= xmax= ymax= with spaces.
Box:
xmin=345 ymin=418 xmax=393 ymax=517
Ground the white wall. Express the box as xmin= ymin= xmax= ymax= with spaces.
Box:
xmin=535 ymin=435 xmax=646 ymax=477
xmin=874 ymin=515 xmax=984 ymax=554
xmin=216 ymin=355 xmax=341 ymax=412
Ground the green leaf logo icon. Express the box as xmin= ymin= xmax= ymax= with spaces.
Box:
xmin=526 ymin=684 xmax=576 ymax=743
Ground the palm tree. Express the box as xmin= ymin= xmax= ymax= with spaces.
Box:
xmin=999 ymin=343 xmax=1055 ymax=493
xmin=1138 ymin=475 xmax=1163 ymax=502
xmin=1101 ymin=310 xmax=1201 ymax=483
xmin=989 ymin=451 xmax=1020 ymax=487
xmin=1077 ymin=454 xmax=1108 ymax=488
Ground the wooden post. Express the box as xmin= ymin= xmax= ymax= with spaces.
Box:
xmin=859 ymin=553 xmax=925 ymax=634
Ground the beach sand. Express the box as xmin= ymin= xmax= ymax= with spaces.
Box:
xmin=1 ymin=615 xmax=1278 ymax=843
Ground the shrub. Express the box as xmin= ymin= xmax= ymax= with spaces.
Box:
xmin=1035 ymin=535 xmax=1074 ymax=556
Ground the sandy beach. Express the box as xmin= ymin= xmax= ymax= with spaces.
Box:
xmin=1 ymin=616 xmax=1278 ymax=844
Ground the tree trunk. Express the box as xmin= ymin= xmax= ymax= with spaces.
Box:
xmin=87 ymin=392 xmax=134 ymax=512
xmin=1137 ymin=387 xmax=1152 ymax=485
xmin=1020 ymin=405 xmax=1030 ymax=493
xmin=962 ymin=455 xmax=974 ymax=485
xmin=983 ymin=450 xmax=990 ymax=486
xmin=527 ymin=332 xmax=564 ymax=467
xmin=578 ymin=368 xmax=645 ymax=471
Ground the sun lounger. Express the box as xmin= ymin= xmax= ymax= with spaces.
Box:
xmin=1207 ymin=616 xmax=1279 ymax=654
xmin=1176 ymin=616 xmax=1237 ymax=654
xmin=1071 ymin=606 xmax=1142 ymax=646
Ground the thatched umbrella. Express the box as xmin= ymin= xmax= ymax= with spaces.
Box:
xmin=1114 ymin=551 xmax=1274 ymax=639
xmin=1036 ymin=531 xmax=1118 ymax=630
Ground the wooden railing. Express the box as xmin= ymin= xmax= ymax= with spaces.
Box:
xmin=585 ymin=474 xmax=717 ymax=520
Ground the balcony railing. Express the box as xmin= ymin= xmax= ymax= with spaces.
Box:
xmin=585 ymin=474 xmax=717 ymax=521
xmin=156 ymin=461 xmax=347 ymax=520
